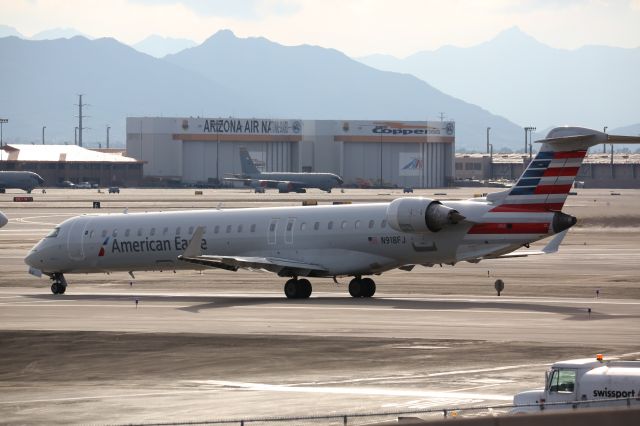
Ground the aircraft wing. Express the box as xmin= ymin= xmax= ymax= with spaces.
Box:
xmin=177 ymin=226 xmax=328 ymax=276
xmin=484 ymin=230 xmax=568 ymax=259
xmin=223 ymin=177 xmax=305 ymax=187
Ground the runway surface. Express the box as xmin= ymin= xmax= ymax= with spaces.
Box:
xmin=0 ymin=188 xmax=639 ymax=424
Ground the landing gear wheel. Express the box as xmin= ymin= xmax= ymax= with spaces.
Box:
xmin=361 ymin=277 xmax=376 ymax=297
xmin=349 ymin=278 xmax=376 ymax=298
xmin=284 ymin=278 xmax=313 ymax=299
xmin=298 ymin=279 xmax=312 ymax=299
xmin=284 ymin=279 xmax=298 ymax=299
xmin=349 ymin=278 xmax=363 ymax=298
xmin=49 ymin=273 xmax=68 ymax=295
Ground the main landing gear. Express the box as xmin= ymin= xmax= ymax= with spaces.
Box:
xmin=284 ymin=278 xmax=312 ymax=299
xmin=49 ymin=273 xmax=67 ymax=295
xmin=282 ymin=276 xmax=377 ymax=299
xmin=348 ymin=277 xmax=376 ymax=298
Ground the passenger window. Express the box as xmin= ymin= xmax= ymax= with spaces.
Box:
xmin=287 ymin=222 xmax=293 ymax=231
xmin=101 ymin=230 xmax=107 ymax=238
xmin=341 ymin=221 xmax=347 ymax=229
xmin=137 ymin=228 xmax=143 ymax=237
xmin=237 ymin=224 xmax=243 ymax=233
xmin=125 ymin=229 xmax=131 ymax=237
xmin=226 ymin=225 xmax=232 ymax=233
xmin=250 ymin=224 xmax=256 ymax=233
xmin=89 ymin=230 xmax=94 ymax=238
xmin=368 ymin=220 xmax=375 ymax=229
xmin=214 ymin=225 xmax=220 ymax=234
xmin=548 ymin=369 xmax=576 ymax=393
xmin=381 ymin=220 xmax=387 ymax=228
xmin=355 ymin=220 xmax=360 ymax=229
xmin=300 ymin=223 xmax=306 ymax=231
xmin=112 ymin=229 xmax=118 ymax=237
xmin=270 ymin=223 xmax=276 ymax=232
xmin=176 ymin=227 xmax=181 ymax=236
xmin=188 ymin=226 xmax=194 ymax=234
xmin=163 ymin=227 xmax=169 ymax=236
xmin=328 ymin=221 xmax=334 ymax=230
xmin=150 ymin=228 xmax=156 ymax=236
xmin=314 ymin=222 xmax=320 ymax=230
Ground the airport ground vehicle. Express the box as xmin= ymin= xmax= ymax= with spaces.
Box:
xmin=108 ymin=187 xmax=120 ymax=194
xmin=512 ymin=355 xmax=640 ymax=413
xmin=76 ymin=181 xmax=92 ymax=189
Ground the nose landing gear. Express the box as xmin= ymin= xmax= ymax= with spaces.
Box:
xmin=49 ymin=273 xmax=67 ymax=295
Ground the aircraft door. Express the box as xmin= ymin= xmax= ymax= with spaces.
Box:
xmin=285 ymin=218 xmax=296 ymax=245
xmin=67 ymin=217 xmax=90 ymax=261
xmin=268 ymin=218 xmax=279 ymax=245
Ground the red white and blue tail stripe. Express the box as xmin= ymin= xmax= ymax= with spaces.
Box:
xmin=491 ymin=149 xmax=586 ymax=213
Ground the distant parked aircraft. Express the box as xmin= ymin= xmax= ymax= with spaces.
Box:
xmin=224 ymin=147 xmax=343 ymax=193
xmin=0 ymin=171 xmax=44 ymax=193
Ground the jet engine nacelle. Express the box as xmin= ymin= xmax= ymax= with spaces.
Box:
xmin=277 ymin=182 xmax=293 ymax=193
xmin=386 ymin=197 xmax=465 ymax=233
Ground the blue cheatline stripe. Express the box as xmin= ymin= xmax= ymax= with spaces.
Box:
xmin=509 ymin=186 xmax=536 ymax=196
xmin=523 ymin=169 xmax=545 ymax=178
xmin=535 ymin=151 xmax=555 ymax=160
xmin=530 ymin=160 xmax=551 ymax=169
xmin=516 ymin=178 xmax=541 ymax=187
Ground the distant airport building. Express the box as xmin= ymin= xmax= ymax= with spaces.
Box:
xmin=455 ymin=152 xmax=640 ymax=188
xmin=0 ymin=144 xmax=143 ymax=187
xmin=126 ymin=117 xmax=456 ymax=188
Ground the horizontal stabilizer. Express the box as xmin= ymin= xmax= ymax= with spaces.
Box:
xmin=489 ymin=230 xmax=568 ymax=259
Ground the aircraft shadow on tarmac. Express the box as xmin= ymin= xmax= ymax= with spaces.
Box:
xmin=24 ymin=293 xmax=639 ymax=321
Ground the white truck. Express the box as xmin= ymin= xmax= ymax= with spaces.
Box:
xmin=512 ymin=355 xmax=640 ymax=413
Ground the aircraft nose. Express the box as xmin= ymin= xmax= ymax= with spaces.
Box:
xmin=0 ymin=211 xmax=7 ymax=228
xmin=24 ymin=249 xmax=41 ymax=268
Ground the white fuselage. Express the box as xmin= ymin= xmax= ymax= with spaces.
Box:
xmin=25 ymin=200 xmax=555 ymax=278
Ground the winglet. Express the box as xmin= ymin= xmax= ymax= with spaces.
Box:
xmin=183 ymin=226 xmax=205 ymax=257
xmin=542 ymin=230 xmax=568 ymax=254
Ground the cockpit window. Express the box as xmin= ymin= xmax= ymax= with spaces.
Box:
xmin=46 ymin=227 xmax=60 ymax=238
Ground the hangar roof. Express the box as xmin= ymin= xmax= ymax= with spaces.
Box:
xmin=1 ymin=144 xmax=139 ymax=163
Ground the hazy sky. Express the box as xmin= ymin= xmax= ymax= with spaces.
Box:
xmin=3 ymin=0 xmax=640 ymax=57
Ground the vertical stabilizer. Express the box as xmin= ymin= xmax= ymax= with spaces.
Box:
xmin=239 ymin=147 xmax=261 ymax=177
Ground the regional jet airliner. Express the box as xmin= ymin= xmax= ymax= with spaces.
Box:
xmin=24 ymin=127 xmax=640 ymax=297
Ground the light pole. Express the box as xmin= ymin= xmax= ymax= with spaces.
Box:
xmin=42 ymin=126 xmax=46 ymax=145
xmin=603 ymin=126 xmax=608 ymax=153
xmin=106 ymin=126 xmax=110 ymax=149
xmin=0 ymin=118 xmax=7 ymax=148
xmin=74 ymin=127 xmax=78 ymax=145
xmin=524 ymin=126 xmax=536 ymax=159
xmin=486 ymin=127 xmax=491 ymax=154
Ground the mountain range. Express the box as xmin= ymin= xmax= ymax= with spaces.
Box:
xmin=0 ymin=30 xmax=521 ymax=150
xmin=358 ymin=27 xmax=640 ymax=133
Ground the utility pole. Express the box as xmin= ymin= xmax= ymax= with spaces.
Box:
xmin=74 ymin=127 xmax=78 ymax=145
xmin=524 ymin=126 xmax=536 ymax=159
xmin=439 ymin=112 xmax=446 ymax=122
xmin=486 ymin=127 xmax=491 ymax=154
xmin=106 ymin=125 xmax=110 ymax=149
xmin=76 ymin=94 xmax=89 ymax=147
xmin=42 ymin=126 xmax=46 ymax=145
xmin=603 ymin=126 xmax=608 ymax=153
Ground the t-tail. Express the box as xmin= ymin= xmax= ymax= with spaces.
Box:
xmin=482 ymin=126 xmax=640 ymax=236
xmin=491 ymin=127 xmax=640 ymax=212
xmin=239 ymin=147 xmax=261 ymax=177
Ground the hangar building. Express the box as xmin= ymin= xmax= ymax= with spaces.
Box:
xmin=0 ymin=144 xmax=143 ymax=187
xmin=126 ymin=117 xmax=455 ymax=188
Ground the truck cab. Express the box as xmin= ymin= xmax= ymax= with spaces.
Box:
xmin=512 ymin=355 xmax=640 ymax=413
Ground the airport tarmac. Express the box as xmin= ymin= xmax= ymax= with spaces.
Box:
xmin=0 ymin=188 xmax=639 ymax=424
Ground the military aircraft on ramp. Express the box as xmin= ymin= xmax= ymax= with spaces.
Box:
xmin=224 ymin=147 xmax=343 ymax=193
xmin=24 ymin=127 xmax=640 ymax=297
xmin=0 ymin=171 xmax=44 ymax=193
